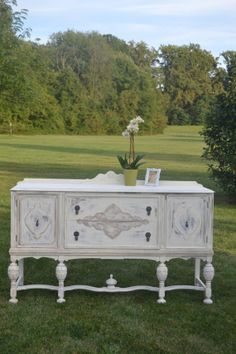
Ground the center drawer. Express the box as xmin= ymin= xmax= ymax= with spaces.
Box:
xmin=65 ymin=195 xmax=159 ymax=248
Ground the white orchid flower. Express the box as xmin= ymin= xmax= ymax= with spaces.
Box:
xmin=122 ymin=130 xmax=130 ymax=137
xmin=118 ymin=115 xmax=145 ymax=170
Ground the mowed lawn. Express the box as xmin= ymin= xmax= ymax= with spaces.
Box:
xmin=0 ymin=126 xmax=235 ymax=354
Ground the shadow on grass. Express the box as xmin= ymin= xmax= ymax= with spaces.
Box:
xmin=0 ymin=142 xmax=119 ymax=157
xmin=214 ymin=219 xmax=236 ymax=232
xmin=1 ymin=253 xmax=236 ymax=300
xmin=0 ymin=159 xmax=213 ymax=191
xmin=0 ymin=160 xmax=113 ymax=180
xmin=0 ymin=141 xmax=203 ymax=163
xmin=158 ymin=136 xmax=202 ymax=142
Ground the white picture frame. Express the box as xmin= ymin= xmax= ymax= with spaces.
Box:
xmin=144 ymin=168 xmax=161 ymax=186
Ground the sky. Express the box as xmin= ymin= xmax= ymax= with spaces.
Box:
xmin=16 ymin=0 xmax=236 ymax=57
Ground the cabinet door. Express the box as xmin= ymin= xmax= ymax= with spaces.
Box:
xmin=17 ymin=194 xmax=58 ymax=247
xmin=166 ymin=195 xmax=211 ymax=248
xmin=65 ymin=196 xmax=159 ymax=248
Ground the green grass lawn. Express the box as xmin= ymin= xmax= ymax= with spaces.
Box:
xmin=0 ymin=126 xmax=235 ymax=354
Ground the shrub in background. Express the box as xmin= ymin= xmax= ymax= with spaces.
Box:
xmin=202 ymin=51 xmax=236 ymax=199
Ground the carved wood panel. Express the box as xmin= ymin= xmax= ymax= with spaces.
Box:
xmin=18 ymin=195 xmax=57 ymax=246
xmin=166 ymin=195 xmax=208 ymax=248
xmin=65 ymin=196 xmax=159 ymax=248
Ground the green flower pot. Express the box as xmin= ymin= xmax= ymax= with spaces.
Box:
xmin=123 ymin=169 xmax=138 ymax=186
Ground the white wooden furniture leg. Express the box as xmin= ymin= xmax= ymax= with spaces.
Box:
xmin=56 ymin=261 xmax=67 ymax=303
xmin=203 ymin=262 xmax=214 ymax=304
xmin=8 ymin=262 xmax=19 ymax=303
xmin=194 ymin=258 xmax=201 ymax=285
xmin=157 ymin=262 xmax=168 ymax=304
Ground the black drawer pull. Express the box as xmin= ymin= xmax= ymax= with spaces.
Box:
xmin=74 ymin=205 xmax=80 ymax=215
xmin=145 ymin=232 xmax=151 ymax=242
xmin=74 ymin=231 xmax=79 ymax=241
xmin=146 ymin=206 xmax=152 ymax=216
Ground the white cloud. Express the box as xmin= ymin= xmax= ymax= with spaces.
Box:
xmin=18 ymin=0 xmax=236 ymax=16
xmin=116 ymin=0 xmax=236 ymax=16
xmin=16 ymin=0 xmax=236 ymax=56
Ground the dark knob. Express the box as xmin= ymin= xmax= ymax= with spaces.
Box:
xmin=145 ymin=232 xmax=151 ymax=242
xmin=74 ymin=231 xmax=79 ymax=241
xmin=74 ymin=205 xmax=80 ymax=215
xmin=146 ymin=206 xmax=152 ymax=216
xmin=185 ymin=221 xmax=189 ymax=228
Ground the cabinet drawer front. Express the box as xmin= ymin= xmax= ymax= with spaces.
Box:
xmin=17 ymin=195 xmax=58 ymax=247
xmin=166 ymin=195 xmax=209 ymax=248
xmin=65 ymin=196 xmax=159 ymax=248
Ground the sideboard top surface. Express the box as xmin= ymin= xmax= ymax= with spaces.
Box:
xmin=11 ymin=171 xmax=214 ymax=194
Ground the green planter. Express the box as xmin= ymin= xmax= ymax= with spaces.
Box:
xmin=123 ymin=169 xmax=138 ymax=186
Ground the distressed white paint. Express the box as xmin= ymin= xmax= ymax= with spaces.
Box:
xmin=18 ymin=195 xmax=57 ymax=247
xmin=65 ymin=196 xmax=159 ymax=248
xmin=166 ymin=195 xmax=210 ymax=248
xmin=9 ymin=171 xmax=214 ymax=304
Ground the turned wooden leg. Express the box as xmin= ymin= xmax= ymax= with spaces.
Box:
xmin=8 ymin=262 xmax=19 ymax=303
xmin=194 ymin=258 xmax=201 ymax=286
xmin=56 ymin=261 xmax=67 ymax=303
xmin=156 ymin=262 xmax=168 ymax=304
xmin=203 ymin=262 xmax=214 ymax=304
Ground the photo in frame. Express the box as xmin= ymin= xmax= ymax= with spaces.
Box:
xmin=144 ymin=168 xmax=161 ymax=186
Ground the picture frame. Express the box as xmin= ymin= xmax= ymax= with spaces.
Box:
xmin=144 ymin=168 xmax=161 ymax=186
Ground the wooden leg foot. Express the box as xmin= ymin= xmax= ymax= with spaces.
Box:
xmin=56 ymin=261 xmax=67 ymax=303
xmin=203 ymin=262 xmax=214 ymax=304
xmin=156 ymin=262 xmax=168 ymax=304
xmin=8 ymin=262 xmax=19 ymax=304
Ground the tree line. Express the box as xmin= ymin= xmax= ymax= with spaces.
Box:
xmin=0 ymin=0 xmax=233 ymax=135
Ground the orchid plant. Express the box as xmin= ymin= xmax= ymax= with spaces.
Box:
xmin=117 ymin=116 xmax=145 ymax=169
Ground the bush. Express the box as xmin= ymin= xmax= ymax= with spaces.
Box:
xmin=202 ymin=51 xmax=236 ymax=199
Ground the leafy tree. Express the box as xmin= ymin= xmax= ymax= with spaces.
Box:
xmin=129 ymin=41 xmax=157 ymax=69
xmin=1 ymin=10 xmax=167 ymax=135
xmin=202 ymin=51 xmax=236 ymax=198
xmin=4 ymin=4 xmax=236 ymax=137
xmin=0 ymin=0 xmax=30 ymax=132
xmin=48 ymin=31 xmax=167 ymax=134
xmin=157 ymin=44 xmax=218 ymax=125
xmin=103 ymin=34 xmax=129 ymax=55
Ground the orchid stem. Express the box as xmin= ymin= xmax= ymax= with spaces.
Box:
xmin=129 ymin=134 xmax=135 ymax=165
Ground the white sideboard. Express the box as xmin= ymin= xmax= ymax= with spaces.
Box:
xmin=8 ymin=171 xmax=215 ymax=304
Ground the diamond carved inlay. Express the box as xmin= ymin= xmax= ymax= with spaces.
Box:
xmin=174 ymin=206 xmax=201 ymax=238
xmin=77 ymin=203 xmax=148 ymax=238
xmin=24 ymin=204 xmax=50 ymax=239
